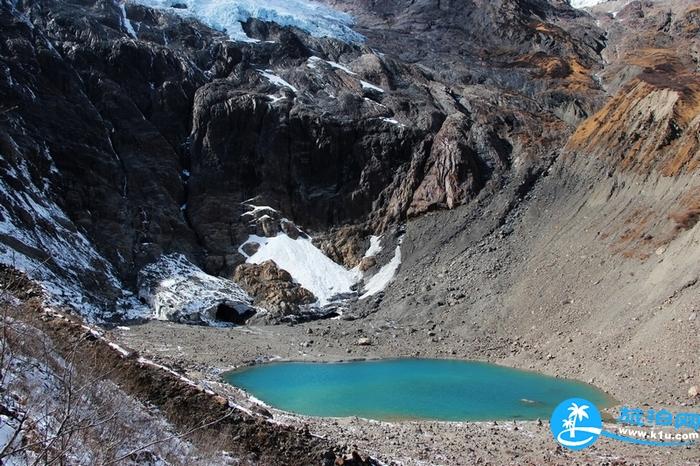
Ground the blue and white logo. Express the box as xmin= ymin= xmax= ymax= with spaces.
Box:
xmin=550 ymin=398 xmax=603 ymax=450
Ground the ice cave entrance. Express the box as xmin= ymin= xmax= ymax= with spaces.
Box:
xmin=224 ymin=359 xmax=613 ymax=421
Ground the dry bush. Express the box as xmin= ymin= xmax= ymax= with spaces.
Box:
xmin=0 ymin=269 xmax=222 ymax=466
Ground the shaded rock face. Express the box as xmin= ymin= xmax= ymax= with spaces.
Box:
xmin=0 ymin=0 xmax=610 ymax=316
xmin=187 ymin=82 xmax=423 ymax=244
xmin=233 ymin=260 xmax=316 ymax=320
xmin=321 ymin=0 xmax=606 ymax=99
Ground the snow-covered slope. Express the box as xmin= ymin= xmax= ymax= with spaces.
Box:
xmin=0 ymin=151 xmax=143 ymax=321
xmin=137 ymin=254 xmax=256 ymax=325
xmin=360 ymin=246 xmax=402 ymax=299
xmin=129 ymin=0 xmax=364 ymax=43
xmin=238 ymin=222 xmax=403 ymax=307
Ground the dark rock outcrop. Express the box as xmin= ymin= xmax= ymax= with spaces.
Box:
xmin=0 ymin=0 xmax=609 ymax=316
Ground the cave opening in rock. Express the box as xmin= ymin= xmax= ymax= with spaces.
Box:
xmin=215 ymin=303 xmax=254 ymax=324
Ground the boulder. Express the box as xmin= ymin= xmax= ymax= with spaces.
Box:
xmin=241 ymin=242 xmax=261 ymax=257
xmin=315 ymin=225 xmax=368 ymax=268
xmin=357 ymin=256 xmax=377 ymax=272
xmin=280 ymin=219 xmax=302 ymax=239
xmin=233 ymin=261 xmax=316 ymax=319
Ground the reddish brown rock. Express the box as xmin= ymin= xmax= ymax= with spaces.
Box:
xmin=233 ymin=261 xmax=316 ymax=317
xmin=315 ymin=225 xmax=368 ymax=268
xmin=358 ymin=256 xmax=377 ymax=272
xmin=409 ymin=114 xmax=484 ymax=215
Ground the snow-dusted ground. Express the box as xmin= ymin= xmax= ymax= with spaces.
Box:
xmin=137 ymin=254 xmax=255 ymax=324
xmin=129 ymin=0 xmax=364 ymax=43
xmin=0 ymin=149 xmax=144 ymax=321
xmin=0 ymin=312 xmax=224 ymax=465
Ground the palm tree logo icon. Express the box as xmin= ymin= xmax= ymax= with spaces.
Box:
xmin=564 ymin=402 xmax=590 ymax=437
xmin=550 ymin=398 xmax=602 ymax=450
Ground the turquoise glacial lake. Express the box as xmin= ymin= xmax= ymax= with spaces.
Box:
xmin=224 ymin=359 xmax=613 ymax=421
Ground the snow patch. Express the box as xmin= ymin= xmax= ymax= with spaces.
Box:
xmin=360 ymin=245 xmax=401 ymax=299
xmin=241 ymin=204 xmax=278 ymax=215
xmin=570 ymin=0 xmax=608 ymax=8
xmin=364 ymin=235 xmax=382 ymax=257
xmin=307 ymin=56 xmax=357 ymax=76
xmin=326 ymin=60 xmax=356 ymax=75
xmin=137 ymin=254 xmax=255 ymax=325
xmin=239 ymin=234 xmax=359 ymax=306
xmin=257 ymin=69 xmax=298 ymax=93
xmin=379 ymin=117 xmax=405 ymax=127
xmin=360 ymin=80 xmax=384 ymax=93
xmin=129 ymin=0 xmax=364 ymax=43
xmin=267 ymin=94 xmax=285 ymax=103
xmin=118 ymin=1 xmax=137 ymax=38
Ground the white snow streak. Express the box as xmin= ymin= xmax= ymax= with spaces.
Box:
xmin=360 ymin=80 xmax=384 ymax=93
xmin=360 ymin=245 xmax=401 ymax=299
xmin=257 ymin=69 xmax=298 ymax=93
xmin=307 ymin=56 xmax=356 ymax=75
xmin=119 ymin=2 xmax=137 ymax=38
xmin=570 ymin=0 xmax=608 ymax=8
xmin=364 ymin=235 xmax=382 ymax=257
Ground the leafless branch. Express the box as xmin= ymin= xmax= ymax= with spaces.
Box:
xmin=101 ymin=409 xmax=236 ymax=466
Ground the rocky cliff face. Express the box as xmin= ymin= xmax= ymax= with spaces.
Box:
xmin=1 ymin=0 xmax=696 ymax=324
xmin=568 ymin=0 xmax=699 ymax=176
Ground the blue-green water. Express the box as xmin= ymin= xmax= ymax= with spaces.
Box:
xmin=224 ymin=359 xmax=613 ymax=421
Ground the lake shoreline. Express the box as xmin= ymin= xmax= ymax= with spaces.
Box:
xmin=108 ymin=319 xmax=697 ymax=465
xmin=223 ymin=357 xmax=617 ymax=422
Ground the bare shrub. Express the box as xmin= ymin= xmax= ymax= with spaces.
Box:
xmin=0 ymin=269 xmax=229 ymax=466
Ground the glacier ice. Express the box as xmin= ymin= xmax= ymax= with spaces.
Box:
xmin=129 ymin=0 xmax=364 ymax=43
